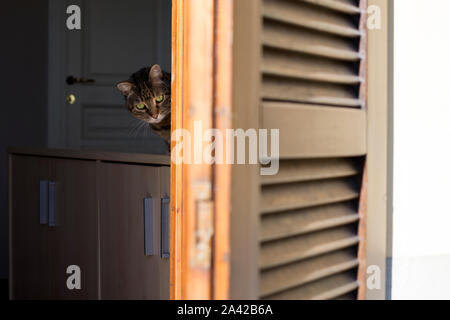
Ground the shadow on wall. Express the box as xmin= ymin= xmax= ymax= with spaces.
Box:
xmin=0 ymin=0 xmax=49 ymax=279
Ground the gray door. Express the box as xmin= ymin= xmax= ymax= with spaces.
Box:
xmin=49 ymin=0 xmax=171 ymax=154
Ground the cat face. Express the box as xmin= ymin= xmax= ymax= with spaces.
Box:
xmin=117 ymin=64 xmax=171 ymax=125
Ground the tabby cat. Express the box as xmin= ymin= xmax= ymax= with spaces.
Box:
xmin=117 ymin=64 xmax=171 ymax=146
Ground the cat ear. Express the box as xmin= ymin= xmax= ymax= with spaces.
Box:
xmin=149 ymin=64 xmax=163 ymax=83
xmin=117 ymin=82 xmax=133 ymax=96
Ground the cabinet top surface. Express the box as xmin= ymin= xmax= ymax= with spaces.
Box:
xmin=8 ymin=147 xmax=170 ymax=166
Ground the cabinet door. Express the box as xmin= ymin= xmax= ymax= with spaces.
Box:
xmin=99 ymin=163 xmax=170 ymax=299
xmin=49 ymin=159 xmax=99 ymax=299
xmin=10 ymin=155 xmax=52 ymax=299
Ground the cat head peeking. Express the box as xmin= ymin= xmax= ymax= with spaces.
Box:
xmin=117 ymin=64 xmax=171 ymax=126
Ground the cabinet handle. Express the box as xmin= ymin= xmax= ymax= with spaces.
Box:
xmin=39 ymin=180 xmax=48 ymax=225
xmin=48 ymin=181 xmax=56 ymax=227
xmin=161 ymin=197 xmax=170 ymax=259
xmin=143 ymin=197 xmax=154 ymax=256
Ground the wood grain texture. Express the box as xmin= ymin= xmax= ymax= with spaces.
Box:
xmin=357 ymin=0 xmax=368 ymax=300
xmin=99 ymin=163 xmax=169 ymax=299
xmin=213 ymin=0 xmax=233 ymax=300
xmin=181 ymin=0 xmax=215 ymax=300
xmin=170 ymin=0 xmax=184 ymax=300
xmin=49 ymin=158 xmax=99 ymax=299
xmin=10 ymin=156 xmax=99 ymax=299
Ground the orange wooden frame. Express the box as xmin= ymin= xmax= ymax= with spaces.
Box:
xmin=356 ymin=0 xmax=368 ymax=300
xmin=170 ymin=0 xmax=233 ymax=300
xmin=170 ymin=0 xmax=184 ymax=300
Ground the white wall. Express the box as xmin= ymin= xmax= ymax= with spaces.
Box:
xmin=393 ymin=0 xmax=450 ymax=299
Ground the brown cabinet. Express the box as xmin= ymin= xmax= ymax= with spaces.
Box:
xmin=50 ymin=158 xmax=98 ymax=299
xmin=9 ymin=149 xmax=170 ymax=300
xmin=99 ymin=163 xmax=170 ymax=299
xmin=10 ymin=156 xmax=53 ymax=299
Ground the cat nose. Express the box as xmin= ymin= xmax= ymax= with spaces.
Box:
xmin=151 ymin=113 xmax=158 ymax=119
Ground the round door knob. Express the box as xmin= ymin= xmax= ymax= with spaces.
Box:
xmin=66 ymin=94 xmax=76 ymax=105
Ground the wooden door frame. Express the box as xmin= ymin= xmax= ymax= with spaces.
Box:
xmin=365 ymin=0 xmax=392 ymax=300
xmin=170 ymin=0 xmax=233 ymax=300
xmin=170 ymin=0 xmax=389 ymax=301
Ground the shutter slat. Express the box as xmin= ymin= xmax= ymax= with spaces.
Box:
xmin=262 ymin=158 xmax=359 ymax=186
xmin=262 ymin=49 xmax=362 ymax=85
xmin=263 ymin=20 xmax=361 ymax=61
xmin=260 ymin=249 xmax=359 ymax=297
xmin=263 ymin=76 xmax=361 ymax=107
xmin=261 ymin=202 xmax=359 ymax=242
xmin=262 ymin=102 xmax=367 ymax=158
xmin=257 ymin=0 xmax=365 ymax=300
xmin=260 ymin=226 xmax=359 ymax=269
xmin=299 ymin=0 xmax=361 ymax=15
xmin=261 ymin=178 xmax=359 ymax=214
xmin=264 ymin=0 xmax=361 ymax=38
xmin=263 ymin=272 xmax=359 ymax=300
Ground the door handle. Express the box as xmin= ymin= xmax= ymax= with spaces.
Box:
xmin=161 ymin=197 xmax=170 ymax=259
xmin=143 ymin=197 xmax=154 ymax=256
xmin=66 ymin=75 xmax=96 ymax=85
xmin=48 ymin=181 xmax=57 ymax=227
xmin=66 ymin=94 xmax=76 ymax=105
xmin=39 ymin=180 xmax=48 ymax=225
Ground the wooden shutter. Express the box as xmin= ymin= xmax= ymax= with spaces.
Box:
xmin=259 ymin=0 xmax=367 ymax=300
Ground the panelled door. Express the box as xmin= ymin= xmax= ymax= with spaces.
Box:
xmin=49 ymin=0 xmax=171 ymax=153
xmin=258 ymin=0 xmax=367 ymax=300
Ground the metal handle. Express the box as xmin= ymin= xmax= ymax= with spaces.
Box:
xmin=161 ymin=197 xmax=170 ymax=258
xmin=144 ymin=197 xmax=154 ymax=256
xmin=66 ymin=75 xmax=95 ymax=85
xmin=48 ymin=181 xmax=56 ymax=227
xmin=39 ymin=180 xmax=48 ymax=225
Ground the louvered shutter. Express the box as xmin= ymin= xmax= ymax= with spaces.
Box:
xmin=259 ymin=0 xmax=367 ymax=300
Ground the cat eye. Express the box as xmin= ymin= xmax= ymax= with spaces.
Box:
xmin=156 ymin=95 xmax=164 ymax=103
xmin=135 ymin=103 xmax=146 ymax=110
